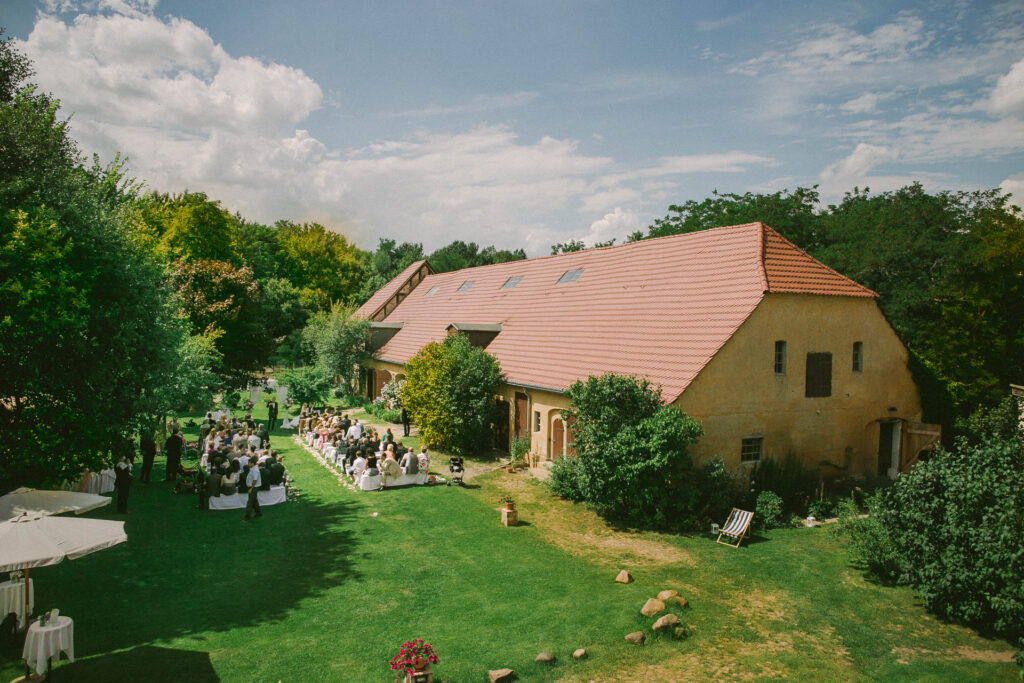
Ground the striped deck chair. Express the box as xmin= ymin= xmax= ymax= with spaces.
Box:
xmin=716 ymin=508 xmax=754 ymax=548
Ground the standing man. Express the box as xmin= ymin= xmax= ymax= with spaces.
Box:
xmin=400 ymin=407 xmax=411 ymax=437
xmin=243 ymin=456 xmax=263 ymax=522
xmin=164 ymin=427 xmax=184 ymax=482
xmin=267 ymin=397 xmax=279 ymax=431
xmin=114 ymin=454 xmax=132 ymax=513
xmin=139 ymin=429 xmax=156 ymax=483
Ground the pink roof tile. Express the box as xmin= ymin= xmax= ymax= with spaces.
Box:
xmin=368 ymin=223 xmax=875 ymax=401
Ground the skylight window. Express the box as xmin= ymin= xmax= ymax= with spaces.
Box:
xmin=501 ymin=276 xmax=523 ymax=289
xmin=425 ymin=286 xmax=440 ymax=296
xmin=457 ymin=281 xmax=474 ymax=292
xmin=556 ymin=269 xmax=584 ymax=284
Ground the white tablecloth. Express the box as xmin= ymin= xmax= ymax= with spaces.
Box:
xmin=208 ymin=485 xmax=287 ymax=510
xmin=0 ymin=578 xmax=33 ymax=629
xmin=22 ymin=615 xmax=73 ymax=675
xmin=65 ymin=469 xmax=115 ymax=495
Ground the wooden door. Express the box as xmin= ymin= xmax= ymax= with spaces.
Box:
xmin=550 ymin=418 xmax=564 ymax=458
xmin=494 ymin=399 xmax=510 ymax=452
xmin=514 ymin=392 xmax=528 ymax=439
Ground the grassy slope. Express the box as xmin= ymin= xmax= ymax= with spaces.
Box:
xmin=0 ymin=405 xmax=1017 ymax=681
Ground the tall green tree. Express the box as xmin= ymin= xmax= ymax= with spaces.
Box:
xmin=276 ymin=220 xmax=366 ymax=305
xmin=156 ymin=191 xmax=240 ymax=264
xmin=303 ymin=303 xmax=370 ymax=391
xmin=357 ymin=237 xmax=424 ymax=303
xmin=0 ymin=33 xmax=185 ymax=486
xmin=401 ymin=334 xmax=504 ymax=454
xmin=427 ymin=240 xmax=526 ymax=273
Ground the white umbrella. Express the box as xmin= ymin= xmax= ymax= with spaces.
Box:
xmin=0 ymin=515 xmax=127 ymax=637
xmin=0 ymin=487 xmax=111 ymax=521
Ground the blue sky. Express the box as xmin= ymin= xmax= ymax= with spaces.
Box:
xmin=6 ymin=0 xmax=1024 ymax=254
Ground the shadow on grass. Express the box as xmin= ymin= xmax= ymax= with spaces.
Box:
xmin=60 ymin=645 xmax=219 ymax=682
xmin=0 ymin=468 xmax=363 ymax=667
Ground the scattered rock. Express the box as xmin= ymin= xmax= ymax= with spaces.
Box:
xmin=488 ymin=668 xmax=514 ymax=682
xmin=624 ymin=631 xmax=646 ymax=645
xmin=640 ymin=598 xmax=666 ymax=617
xmin=657 ymin=589 xmax=678 ymax=601
xmin=652 ymin=613 xmax=681 ymax=632
xmin=573 ymin=648 xmax=587 ymax=659
xmin=674 ymin=626 xmax=688 ymax=639
xmin=674 ymin=596 xmax=689 ymax=609
xmin=615 ymin=570 xmax=632 ymax=583
xmin=535 ymin=652 xmax=555 ymax=664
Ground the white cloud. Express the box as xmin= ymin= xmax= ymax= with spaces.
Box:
xmin=840 ymin=92 xmax=888 ymax=114
xmin=389 ymin=91 xmax=540 ymax=118
xmin=586 ymin=207 xmax=643 ymax=244
xmin=989 ymin=57 xmax=1024 ymax=117
xmin=1000 ymin=172 xmax=1024 ymax=204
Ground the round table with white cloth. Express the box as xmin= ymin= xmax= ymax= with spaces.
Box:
xmin=0 ymin=577 xmax=34 ymax=629
xmin=22 ymin=615 xmax=74 ymax=675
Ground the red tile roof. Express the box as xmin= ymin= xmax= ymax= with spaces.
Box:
xmin=366 ymin=223 xmax=875 ymax=401
xmin=354 ymin=259 xmax=430 ymax=320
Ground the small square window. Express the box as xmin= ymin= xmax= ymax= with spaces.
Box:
xmin=741 ymin=436 xmax=763 ymax=463
xmin=852 ymin=341 xmax=863 ymax=373
xmin=425 ymin=286 xmax=440 ymax=296
xmin=457 ymin=281 xmax=474 ymax=292
xmin=774 ymin=340 xmax=786 ymax=375
xmin=502 ymin=276 xmax=523 ymax=290
xmin=556 ymin=269 xmax=584 ymax=284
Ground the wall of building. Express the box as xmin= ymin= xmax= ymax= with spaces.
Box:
xmin=673 ymin=293 xmax=925 ymax=477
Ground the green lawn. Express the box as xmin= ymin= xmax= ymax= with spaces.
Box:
xmin=1 ymin=407 xmax=1018 ymax=681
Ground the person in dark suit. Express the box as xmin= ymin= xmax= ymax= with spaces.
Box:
xmin=114 ymin=455 xmax=132 ymax=513
xmin=401 ymin=407 xmax=411 ymax=437
xmin=267 ymin=399 xmax=279 ymax=430
xmin=164 ymin=427 xmax=184 ymax=482
xmin=139 ymin=430 xmax=156 ymax=483
xmin=257 ymin=424 xmax=269 ymax=448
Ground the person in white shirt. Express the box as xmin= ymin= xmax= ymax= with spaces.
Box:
xmin=350 ymin=450 xmax=367 ymax=479
xmin=345 ymin=420 xmax=363 ymax=441
xmin=244 ymin=456 xmax=262 ymax=521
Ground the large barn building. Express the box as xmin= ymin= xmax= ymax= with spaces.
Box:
xmin=355 ymin=223 xmax=940 ymax=477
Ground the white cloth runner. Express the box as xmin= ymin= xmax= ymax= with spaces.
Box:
xmin=22 ymin=615 xmax=73 ymax=675
xmin=207 ymin=486 xmax=287 ymax=510
xmin=0 ymin=578 xmax=33 ymax=629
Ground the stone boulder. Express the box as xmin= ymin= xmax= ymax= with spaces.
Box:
xmin=488 ymin=668 xmax=514 ymax=683
xmin=640 ymin=598 xmax=665 ymax=617
xmin=674 ymin=626 xmax=688 ymax=639
xmin=657 ymin=589 xmax=678 ymax=601
xmin=615 ymin=570 xmax=632 ymax=584
xmin=652 ymin=613 xmax=681 ymax=632
xmin=625 ymin=631 xmax=646 ymax=645
xmin=674 ymin=596 xmax=689 ymax=609
xmin=573 ymin=648 xmax=587 ymax=659
xmin=535 ymin=652 xmax=555 ymax=665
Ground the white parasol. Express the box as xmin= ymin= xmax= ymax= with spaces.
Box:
xmin=0 ymin=487 xmax=111 ymax=521
xmin=0 ymin=514 xmax=127 ymax=639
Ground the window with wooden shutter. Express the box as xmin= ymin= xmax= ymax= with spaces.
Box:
xmin=805 ymin=352 xmax=832 ymax=397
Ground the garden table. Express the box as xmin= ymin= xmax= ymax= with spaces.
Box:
xmin=22 ymin=614 xmax=74 ymax=675
xmin=0 ymin=576 xmax=33 ymax=628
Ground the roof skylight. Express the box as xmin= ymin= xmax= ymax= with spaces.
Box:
xmin=457 ymin=281 xmax=474 ymax=292
xmin=501 ymin=276 xmax=523 ymax=289
xmin=425 ymin=286 xmax=440 ymax=296
xmin=556 ymin=269 xmax=584 ymax=284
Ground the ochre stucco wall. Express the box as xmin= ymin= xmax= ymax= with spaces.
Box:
xmin=673 ymin=293 xmax=923 ymax=476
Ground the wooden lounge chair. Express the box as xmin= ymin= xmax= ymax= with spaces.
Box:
xmin=716 ymin=508 xmax=754 ymax=548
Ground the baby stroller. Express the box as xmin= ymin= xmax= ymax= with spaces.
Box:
xmin=447 ymin=456 xmax=464 ymax=486
xmin=174 ymin=448 xmax=203 ymax=494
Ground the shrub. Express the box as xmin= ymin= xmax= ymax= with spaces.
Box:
xmin=547 ymin=456 xmax=583 ymax=501
xmin=379 ymin=379 xmax=405 ymax=411
xmin=748 ymin=455 xmax=817 ymax=516
xmin=834 ymin=424 xmax=1024 ymax=641
xmin=400 ymin=334 xmax=503 ymax=455
xmin=754 ymin=491 xmax=784 ymax=530
xmin=559 ymin=374 xmax=703 ymax=530
xmin=280 ymin=366 xmax=333 ymax=407
xmin=829 ymin=493 xmax=899 ymax=578
xmin=695 ymin=457 xmax=738 ymax=528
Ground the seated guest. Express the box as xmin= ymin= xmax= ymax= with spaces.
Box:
xmin=265 ymin=455 xmax=286 ymax=486
xmin=400 ymin=447 xmax=418 ymax=475
xmin=364 ymin=452 xmax=379 ymax=477
xmin=417 ymin=446 xmax=430 ymax=473
xmin=247 ymin=429 xmax=261 ymax=450
xmin=206 ymin=467 xmax=223 ymax=500
xmin=221 ymin=461 xmax=240 ymax=495
xmin=258 ymin=460 xmax=272 ymax=491
xmin=350 ymin=450 xmax=367 ymax=478
xmin=346 ymin=419 xmax=363 ymax=441
xmin=395 ymin=441 xmax=408 ymax=457
xmin=381 ymin=451 xmax=402 ymax=486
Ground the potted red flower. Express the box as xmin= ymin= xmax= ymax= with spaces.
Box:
xmin=389 ymin=638 xmax=439 ymax=681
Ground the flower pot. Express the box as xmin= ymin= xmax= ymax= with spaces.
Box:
xmin=505 ymin=502 xmax=515 ymax=510
xmin=506 ymin=467 xmax=515 ymax=473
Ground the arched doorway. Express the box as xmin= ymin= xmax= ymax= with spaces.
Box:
xmin=550 ymin=417 xmax=565 ymax=458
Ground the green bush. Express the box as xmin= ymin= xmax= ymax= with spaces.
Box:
xmin=695 ymin=457 xmax=738 ymax=528
xmin=366 ymin=400 xmax=401 ymax=424
xmin=547 ymin=456 xmax=583 ymax=501
xmin=748 ymin=454 xmax=817 ymax=516
xmin=400 ymin=334 xmax=503 ymax=454
xmin=834 ymin=421 xmax=1024 ymax=640
xmin=280 ymin=366 xmax=333 ymax=407
xmin=754 ymin=490 xmax=784 ymax=530
xmin=829 ymin=493 xmax=899 ymax=578
xmin=559 ymin=374 xmax=703 ymax=530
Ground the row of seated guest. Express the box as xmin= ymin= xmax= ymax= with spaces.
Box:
xmin=346 ymin=444 xmax=430 ymax=482
xmin=198 ymin=412 xmax=271 ymax=452
xmin=204 ymin=449 xmax=286 ymax=498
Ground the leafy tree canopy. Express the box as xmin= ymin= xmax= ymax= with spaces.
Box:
xmin=427 ymin=240 xmax=526 ymax=273
xmin=303 ymin=303 xmax=370 ymax=391
xmin=400 ymin=334 xmax=504 ymax=454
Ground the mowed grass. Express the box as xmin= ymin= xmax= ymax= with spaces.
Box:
xmin=0 ymin=406 xmax=1018 ymax=681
